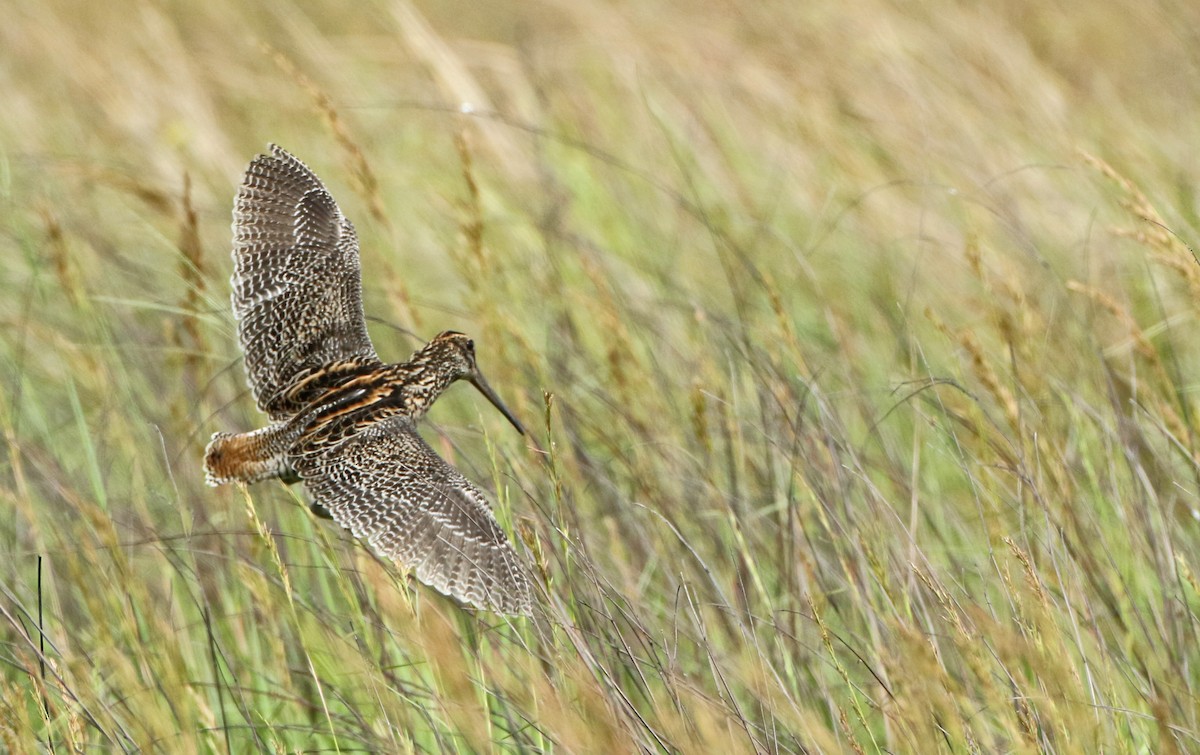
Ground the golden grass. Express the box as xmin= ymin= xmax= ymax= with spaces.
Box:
xmin=2 ymin=0 xmax=1200 ymax=751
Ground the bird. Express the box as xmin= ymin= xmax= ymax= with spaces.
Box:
xmin=203 ymin=144 xmax=532 ymax=616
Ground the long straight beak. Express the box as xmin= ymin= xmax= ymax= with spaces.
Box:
xmin=469 ymin=372 xmax=526 ymax=435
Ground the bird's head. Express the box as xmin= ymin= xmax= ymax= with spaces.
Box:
xmin=428 ymin=331 xmax=525 ymax=435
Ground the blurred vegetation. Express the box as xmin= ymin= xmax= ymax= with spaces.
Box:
xmin=2 ymin=0 xmax=1200 ymax=751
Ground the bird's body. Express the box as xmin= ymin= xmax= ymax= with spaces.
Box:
xmin=204 ymin=145 xmax=531 ymax=616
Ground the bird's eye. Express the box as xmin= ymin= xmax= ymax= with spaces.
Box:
xmin=465 ymin=339 xmax=475 ymax=353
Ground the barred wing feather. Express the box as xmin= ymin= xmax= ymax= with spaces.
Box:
xmin=290 ymin=416 xmax=532 ymax=616
xmin=231 ymin=144 xmax=381 ymax=419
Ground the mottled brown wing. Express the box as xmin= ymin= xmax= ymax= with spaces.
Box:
xmin=289 ymin=416 xmax=532 ymax=616
xmin=231 ymin=144 xmax=381 ymax=420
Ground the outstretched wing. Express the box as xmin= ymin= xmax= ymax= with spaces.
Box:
xmin=231 ymin=144 xmax=381 ymax=420
xmin=290 ymin=416 xmax=532 ymax=616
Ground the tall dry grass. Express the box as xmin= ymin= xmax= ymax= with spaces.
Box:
xmin=2 ymin=0 xmax=1200 ymax=751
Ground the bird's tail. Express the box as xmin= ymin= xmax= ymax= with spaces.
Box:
xmin=204 ymin=428 xmax=296 ymax=486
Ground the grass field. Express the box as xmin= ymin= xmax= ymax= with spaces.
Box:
xmin=3 ymin=1 xmax=1200 ymax=752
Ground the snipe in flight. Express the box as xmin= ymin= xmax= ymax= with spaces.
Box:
xmin=204 ymin=144 xmax=531 ymax=616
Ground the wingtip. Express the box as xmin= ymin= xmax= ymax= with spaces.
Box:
xmin=508 ymin=597 xmax=534 ymax=618
xmin=247 ymin=143 xmax=296 ymax=167
xmin=410 ymin=538 xmax=534 ymax=617
xmin=488 ymin=560 xmax=535 ymax=617
xmin=479 ymin=593 xmax=533 ymax=618
xmin=484 ymin=577 xmax=534 ymax=617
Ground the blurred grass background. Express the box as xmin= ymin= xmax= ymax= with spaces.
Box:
xmin=3 ymin=0 xmax=1200 ymax=751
